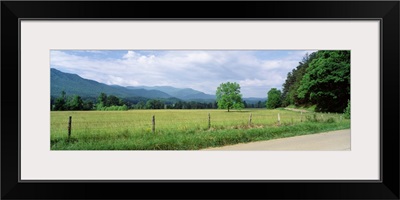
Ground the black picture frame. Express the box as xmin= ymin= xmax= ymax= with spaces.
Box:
xmin=2 ymin=1 xmax=399 ymax=199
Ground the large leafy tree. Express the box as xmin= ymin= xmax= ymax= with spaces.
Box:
xmin=216 ymin=82 xmax=244 ymax=112
xmin=266 ymin=88 xmax=282 ymax=109
xmin=297 ymin=50 xmax=350 ymax=112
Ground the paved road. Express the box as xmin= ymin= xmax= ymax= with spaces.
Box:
xmin=202 ymin=129 xmax=351 ymax=151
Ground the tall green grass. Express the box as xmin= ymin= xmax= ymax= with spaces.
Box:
xmin=51 ymin=109 xmax=350 ymax=150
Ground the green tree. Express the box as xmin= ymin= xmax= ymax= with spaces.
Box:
xmin=98 ymin=92 xmax=107 ymax=104
xmin=135 ymin=101 xmax=146 ymax=109
xmin=297 ymin=50 xmax=350 ymax=112
xmin=83 ymin=100 xmax=94 ymax=110
xmin=69 ymin=95 xmax=84 ymax=110
xmin=106 ymin=95 xmax=121 ymax=106
xmin=145 ymin=99 xmax=164 ymax=109
xmin=281 ymin=52 xmax=317 ymax=107
xmin=216 ymin=82 xmax=244 ymax=112
xmin=266 ymin=88 xmax=282 ymax=109
xmin=96 ymin=93 xmax=107 ymax=110
xmin=53 ymin=91 xmax=66 ymax=111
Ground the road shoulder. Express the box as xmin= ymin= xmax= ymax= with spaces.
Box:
xmin=201 ymin=129 xmax=351 ymax=151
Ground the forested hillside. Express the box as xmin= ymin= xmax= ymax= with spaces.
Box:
xmin=51 ymin=68 xmax=172 ymax=99
xmin=281 ymin=50 xmax=350 ymax=113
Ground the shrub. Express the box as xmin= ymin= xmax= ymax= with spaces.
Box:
xmin=324 ymin=117 xmax=336 ymax=123
xmin=305 ymin=113 xmax=318 ymax=122
xmin=97 ymin=105 xmax=128 ymax=111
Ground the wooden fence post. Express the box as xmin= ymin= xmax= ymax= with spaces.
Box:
xmin=152 ymin=115 xmax=155 ymax=133
xmin=68 ymin=116 xmax=72 ymax=140
xmin=278 ymin=113 xmax=281 ymax=126
xmin=249 ymin=113 xmax=252 ymax=125
xmin=208 ymin=113 xmax=211 ymax=129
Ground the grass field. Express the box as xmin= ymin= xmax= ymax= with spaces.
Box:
xmin=50 ymin=109 xmax=350 ymax=150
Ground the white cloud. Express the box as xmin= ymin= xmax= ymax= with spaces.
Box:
xmin=239 ymin=79 xmax=270 ymax=87
xmin=122 ymin=51 xmax=139 ymax=59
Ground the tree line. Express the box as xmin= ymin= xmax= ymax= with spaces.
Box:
xmin=51 ymin=91 xmax=128 ymax=111
xmin=51 ymin=92 xmax=219 ymax=111
xmin=52 ymin=91 xmax=94 ymax=111
xmin=51 ymin=90 xmax=266 ymax=111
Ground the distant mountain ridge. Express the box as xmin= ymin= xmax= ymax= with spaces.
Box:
xmin=50 ymin=68 xmax=216 ymax=101
xmin=51 ymin=68 xmax=172 ymax=99
xmin=127 ymin=86 xmax=216 ymax=100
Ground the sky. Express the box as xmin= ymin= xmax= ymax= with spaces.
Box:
xmin=50 ymin=50 xmax=316 ymax=98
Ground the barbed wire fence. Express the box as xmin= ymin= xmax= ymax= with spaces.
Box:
xmin=55 ymin=111 xmax=345 ymax=139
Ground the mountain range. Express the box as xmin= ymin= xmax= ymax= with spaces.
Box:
xmin=50 ymin=68 xmax=266 ymax=103
xmin=51 ymin=68 xmax=216 ymax=101
xmin=126 ymin=86 xmax=215 ymax=100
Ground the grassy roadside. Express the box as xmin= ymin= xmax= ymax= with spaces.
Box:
xmin=51 ymin=117 xmax=350 ymax=150
xmin=285 ymin=105 xmax=317 ymax=112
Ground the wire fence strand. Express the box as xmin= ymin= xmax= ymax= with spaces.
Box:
xmin=51 ymin=112 xmax=344 ymax=134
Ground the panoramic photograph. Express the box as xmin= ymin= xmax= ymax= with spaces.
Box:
xmin=50 ymin=50 xmax=350 ymax=150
